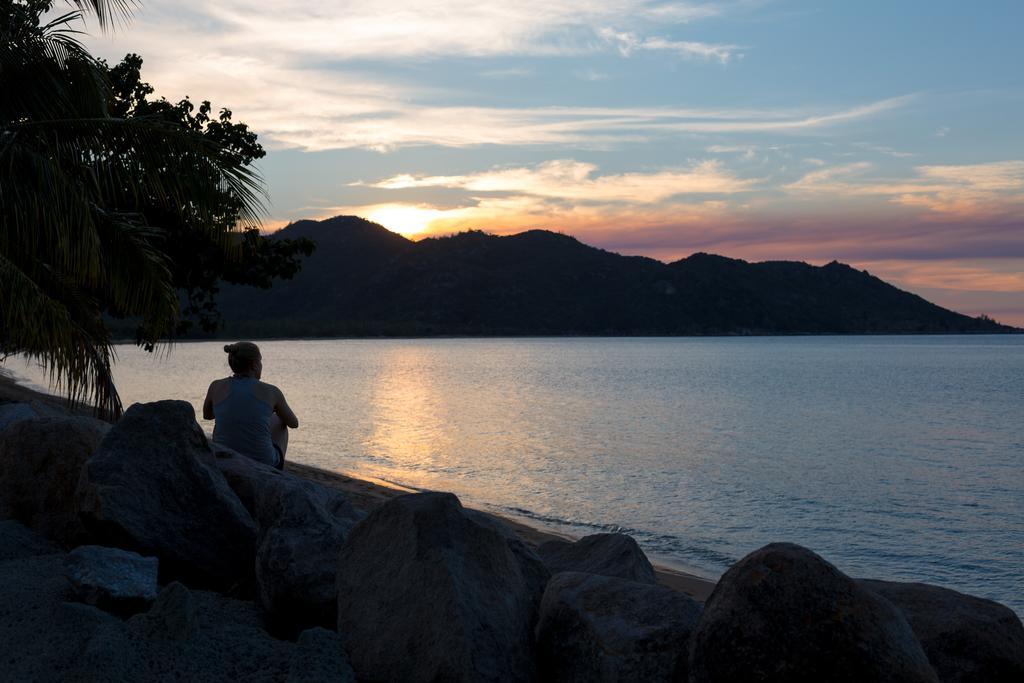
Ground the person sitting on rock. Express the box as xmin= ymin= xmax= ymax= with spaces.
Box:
xmin=203 ymin=342 xmax=298 ymax=470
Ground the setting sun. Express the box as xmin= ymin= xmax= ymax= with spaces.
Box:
xmin=365 ymin=204 xmax=444 ymax=237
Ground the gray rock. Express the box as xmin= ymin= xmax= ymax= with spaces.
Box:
xmin=0 ymin=400 xmax=69 ymax=432
xmin=337 ymin=491 xmax=550 ymax=683
xmin=256 ymin=476 xmax=363 ymax=629
xmin=536 ymin=571 xmax=702 ymax=682
xmin=0 ymin=546 xmax=309 ymax=681
xmin=537 ymin=532 xmax=658 ymax=584
xmin=0 ymin=415 xmax=110 ymax=545
xmin=0 ymin=402 xmax=38 ymax=432
xmin=207 ymin=441 xmax=283 ymax=517
xmin=287 ymin=627 xmax=356 ymax=683
xmin=688 ymin=542 xmax=938 ymax=683
xmin=0 ymin=552 xmax=130 ymax=681
xmin=860 ymin=579 xmax=1024 ymax=683
xmin=0 ymin=519 xmax=61 ymax=560
xmin=129 ymin=586 xmax=298 ymax=681
xmin=64 ymin=545 xmax=158 ymax=613
xmin=129 ymin=581 xmax=200 ymax=641
xmin=211 ymin=446 xmax=364 ymax=629
xmin=76 ymin=400 xmax=257 ymax=590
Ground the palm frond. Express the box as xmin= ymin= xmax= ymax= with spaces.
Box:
xmin=70 ymin=0 xmax=137 ymax=31
xmin=1 ymin=1 xmax=267 ymax=416
xmin=0 ymin=253 xmax=122 ymax=418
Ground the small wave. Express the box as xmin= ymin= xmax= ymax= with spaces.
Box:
xmin=495 ymin=503 xmax=737 ymax=572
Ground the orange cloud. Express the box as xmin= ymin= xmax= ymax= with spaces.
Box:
xmin=786 ymin=160 xmax=1024 ymax=217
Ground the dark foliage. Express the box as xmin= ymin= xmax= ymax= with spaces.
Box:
xmin=213 ymin=216 xmax=1018 ymax=337
xmin=0 ymin=1 xmax=311 ymax=416
xmin=104 ymin=54 xmax=315 ymax=342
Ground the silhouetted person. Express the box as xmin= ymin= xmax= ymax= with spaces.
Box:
xmin=203 ymin=342 xmax=298 ymax=469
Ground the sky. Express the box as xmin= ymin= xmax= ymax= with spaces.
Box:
xmin=81 ymin=1 xmax=1024 ymax=325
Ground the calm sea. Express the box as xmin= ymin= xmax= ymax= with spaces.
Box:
xmin=8 ymin=336 xmax=1023 ymax=614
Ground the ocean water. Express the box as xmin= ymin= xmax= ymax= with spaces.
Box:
xmin=8 ymin=336 xmax=1024 ymax=614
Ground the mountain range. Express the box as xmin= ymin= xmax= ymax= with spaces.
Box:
xmin=213 ymin=216 xmax=1016 ymax=337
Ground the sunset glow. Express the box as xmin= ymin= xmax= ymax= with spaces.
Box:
xmin=80 ymin=1 xmax=1024 ymax=326
xmin=364 ymin=205 xmax=448 ymax=238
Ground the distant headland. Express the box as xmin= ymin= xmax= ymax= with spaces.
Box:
xmin=183 ymin=216 xmax=1018 ymax=339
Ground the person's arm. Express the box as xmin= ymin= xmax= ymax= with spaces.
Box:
xmin=274 ymin=388 xmax=299 ymax=429
xmin=202 ymin=382 xmax=216 ymax=420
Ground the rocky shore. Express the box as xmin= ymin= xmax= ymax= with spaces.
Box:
xmin=1 ymin=394 xmax=1022 ymax=681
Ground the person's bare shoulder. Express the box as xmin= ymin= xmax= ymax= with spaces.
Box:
xmin=253 ymin=380 xmax=283 ymax=403
xmin=206 ymin=377 xmax=230 ymax=394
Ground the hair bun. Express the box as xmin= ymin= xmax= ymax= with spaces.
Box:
xmin=224 ymin=344 xmax=234 ymax=353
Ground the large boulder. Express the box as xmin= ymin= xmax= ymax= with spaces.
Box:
xmin=129 ymin=581 xmax=200 ymax=641
xmin=688 ymin=543 xmax=938 ymax=683
xmin=860 ymin=579 xmax=1024 ymax=683
xmin=0 ymin=415 xmax=110 ymax=545
xmin=536 ymin=571 xmax=702 ymax=682
xmin=256 ymin=476 xmax=362 ymax=629
xmin=0 ymin=402 xmax=38 ymax=432
xmin=64 ymin=545 xmax=159 ymax=614
xmin=207 ymin=442 xmax=282 ymax=516
xmin=210 ymin=445 xmax=364 ymax=629
xmin=287 ymin=628 xmax=356 ymax=683
xmin=0 ymin=519 xmax=61 ymax=560
xmin=0 ymin=551 xmax=131 ymax=681
xmin=76 ymin=400 xmax=257 ymax=590
xmin=337 ymin=492 xmax=550 ymax=682
xmin=0 ymin=543 xmax=348 ymax=681
xmin=537 ymin=533 xmax=658 ymax=584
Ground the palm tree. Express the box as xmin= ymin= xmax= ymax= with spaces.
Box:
xmin=1 ymin=0 xmax=265 ymax=418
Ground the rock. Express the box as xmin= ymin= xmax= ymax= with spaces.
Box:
xmin=0 ymin=415 xmax=110 ymax=545
xmin=537 ymin=532 xmax=658 ymax=584
xmin=0 ymin=400 xmax=69 ymax=432
xmin=64 ymin=545 xmax=158 ymax=614
xmin=256 ymin=476 xmax=363 ymax=629
xmin=337 ymin=492 xmax=550 ymax=683
xmin=536 ymin=571 xmax=702 ymax=682
xmin=0 ymin=519 xmax=61 ymax=560
xmin=76 ymin=400 xmax=257 ymax=590
xmin=128 ymin=586 xmax=298 ymax=681
xmin=210 ymin=445 xmax=364 ymax=629
xmin=0 ymin=552 xmax=130 ymax=681
xmin=129 ymin=581 xmax=200 ymax=641
xmin=688 ymin=542 xmax=938 ymax=683
xmin=287 ymin=628 xmax=356 ymax=683
xmin=0 ymin=546 xmax=310 ymax=681
xmin=860 ymin=579 xmax=1024 ymax=683
xmin=0 ymin=402 xmax=37 ymax=432
xmin=207 ymin=441 xmax=283 ymax=517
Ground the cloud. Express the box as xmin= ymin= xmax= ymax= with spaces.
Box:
xmin=480 ymin=68 xmax=534 ymax=79
xmin=852 ymin=142 xmax=915 ymax=158
xmin=98 ymin=1 xmax=734 ymax=62
xmin=359 ymin=159 xmax=756 ymax=202
xmin=917 ymin=161 xmax=1024 ymax=191
xmin=785 ymin=160 xmax=1024 ymax=216
xmin=598 ymin=28 xmax=744 ymax=63
xmin=214 ymin=93 xmax=915 ymax=152
xmin=76 ymin=0 xmax=909 ymax=151
xmin=218 ymin=90 xmax=910 ymax=152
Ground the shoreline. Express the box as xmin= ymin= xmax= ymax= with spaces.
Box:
xmin=0 ymin=369 xmax=716 ymax=602
xmin=109 ymin=330 xmax=1022 ymax=345
xmin=284 ymin=461 xmax=716 ymax=602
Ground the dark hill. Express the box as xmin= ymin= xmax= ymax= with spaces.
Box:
xmin=213 ymin=215 xmax=1016 ymax=337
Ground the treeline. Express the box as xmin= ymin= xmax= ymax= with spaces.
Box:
xmin=208 ymin=216 xmax=1017 ymax=338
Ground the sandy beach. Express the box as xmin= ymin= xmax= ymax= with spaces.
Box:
xmin=0 ymin=370 xmax=715 ymax=602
